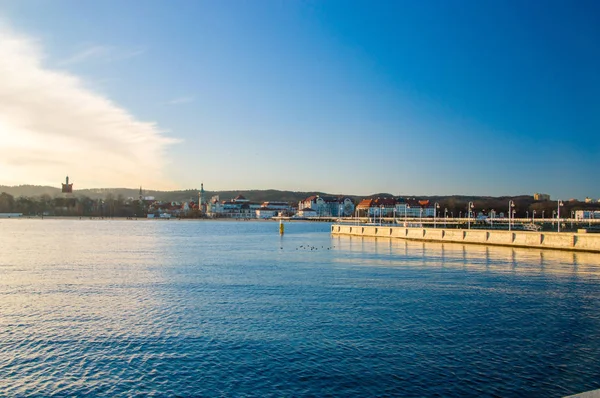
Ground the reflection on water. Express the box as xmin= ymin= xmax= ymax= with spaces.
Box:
xmin=1 ymin=220 xmax=600 ymax=397
xmin=334 ymin=235 xmax=600 ymax=278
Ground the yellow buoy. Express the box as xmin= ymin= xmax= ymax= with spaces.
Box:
xmin=279 ymin=220 xmax=284 ymax=235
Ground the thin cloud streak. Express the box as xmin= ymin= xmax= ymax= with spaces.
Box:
xmin=57 ymin=45 xmax=112 ymax=65
xmin=58 ymin=45 xmax=146 ymax=66
xmin=167 ymin=96 xmax=195 ymax=105
xmin=0 ymin=25 xmax=179 ymax=189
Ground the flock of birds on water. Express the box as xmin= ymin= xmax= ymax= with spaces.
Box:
xmin=279 ymin=244 xmax=336 ymax=251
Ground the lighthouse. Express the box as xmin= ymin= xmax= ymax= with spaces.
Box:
xmin=198 ymin=183 xmax=205 ymax=215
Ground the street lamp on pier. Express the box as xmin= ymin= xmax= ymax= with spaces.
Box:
xmin=405 ymin=204 xmax=410 ymax=226
xmin=533 ymin=210 xmax=536 ymax=224
xmin=526 ymin=210 xmax=529 ymax=220
xmin=444 ymin=207 xmax=448 ymax=228
xmin=508 ymin=200 xmax=515 ymax=231
xmin=434 ymin=202 xmax=440 ymax=228
xmin=467 ymin=201 xmax=474 ymax=229
xmin=380 ymin=205 xmax=384 ymax=226
xmin=571 ymin=210 xmax=574 ymax=229
xmin=557 ymin=200 xmax=564 ymax=232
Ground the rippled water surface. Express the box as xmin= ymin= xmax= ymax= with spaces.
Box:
xmin=1 ymin=219 xmax=600 ymax=397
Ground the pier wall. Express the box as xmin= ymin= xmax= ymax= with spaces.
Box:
xmin=331 ymin=225 xmax=600 ymax=253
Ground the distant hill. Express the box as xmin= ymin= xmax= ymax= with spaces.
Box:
xmin=0 ymin=185 xmax=344 ymax=204
xmin=0 ymin=185 xmax=61 ymax=197
xmin=0 ymin=185 xmax=537 ymax=204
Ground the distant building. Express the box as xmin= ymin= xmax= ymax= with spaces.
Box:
xmin=233 ymin=195 xmax=249 ymax=203
xmin=534 ymin=193 xmax=550 ymax=201
xmin=206 ymin=193 xmax=263 ymax=218
xmin=206 ymin=195 xmax=222 ymax=216
xmin=575 ymin=210 xmax=600 ymax=220
xmin=261 ymin=201 xmax=290 ymax=211
xmin=296 ymin=208 xmax=318 ymax=217
xmin=357 ymin=197 xmax=435 ymax=218
xmin=61 ymin=176 xmax=73 ymax=193
xmin=298 ymin=195 xmax=354 ymax=217
xmin=396 ymin=198 xmax=435 ymax=217
xmin=357 ymin=197 xmax=397 ymax=217
xmin=585 ymin=197 xmax=594 ymax=203
xmin=255 ymin=208 xmax=279 ymax=219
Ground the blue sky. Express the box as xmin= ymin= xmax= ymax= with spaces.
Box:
xmin=0 ymin=0 xmax=598 ymax=198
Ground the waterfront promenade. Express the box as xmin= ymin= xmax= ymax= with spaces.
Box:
xmin=331 ymin=224 xmax=600 ymax=253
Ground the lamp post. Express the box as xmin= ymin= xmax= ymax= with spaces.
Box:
xmin=419 ymin=207 xmax=423 ymax=226
xmin=467 ymin=201 xmax=474 ymax=229
xmin=393 ymin=207 xmax=396 ymax=224
xmin=532 ymin=210 xmax=536 ymax=225
xmin=542 ymin=210 xmax=545 ymax=220
xmin=444 ymin=207 xmax=448 ymax=228
xmin=380 ymin=205 xmax=384 ymax=226
xmin=405 ymin=204 xmax=410 ymax=226
xmin=557 ymin=200 xmax=563 ymax=232
xmin=508 ymin=200 xmax=515 ymax=231
xmin=526 ymin=210 xmax=529 ymax=220
xmin=490 ymin=209 xmax=495 ymax=227
xmin=571 ymin=210 xmax=574 ymax=229
xmin=434 ymin=202 xmax=440 ymax=228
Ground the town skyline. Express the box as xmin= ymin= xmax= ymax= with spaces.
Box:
xmin=1 ymin=1 xmax=598 ymax=198
xmin=3 ymin=180 xmax=600 ymax=205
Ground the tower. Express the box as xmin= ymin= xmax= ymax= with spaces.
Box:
xmin=198 ymin=183 xmax=205 ymax=214
xmin=61 ymin=176 xmax=73 ymax=193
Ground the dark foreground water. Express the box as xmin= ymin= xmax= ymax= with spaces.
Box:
xmin=1 ymin=220 xmax=600 ymax=397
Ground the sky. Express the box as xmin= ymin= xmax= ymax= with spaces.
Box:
xmin=0 ymin=0 xmax=598 ymax=198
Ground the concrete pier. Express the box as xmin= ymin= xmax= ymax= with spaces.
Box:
xmin=331 ymin=224 xmax=600 ymax=253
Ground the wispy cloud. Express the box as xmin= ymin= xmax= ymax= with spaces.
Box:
xmin=167 ymin=96 xmax=195 ymax=105
xmin=120 ymin=47 xmax=147 ymax=59
xmin=0 ymin=25 xmax=179 ymax=189
xmin=57 ymin=45 xmax=146 ymax=66
xmin=57 ymin=45 xmax=113 ymax=65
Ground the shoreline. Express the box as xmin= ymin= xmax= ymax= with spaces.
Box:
xmin=1 ymin=216 xmax=325 ymax=222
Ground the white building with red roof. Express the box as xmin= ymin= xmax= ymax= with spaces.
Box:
xmin=298 ymin=195 xmax=354 ymax=217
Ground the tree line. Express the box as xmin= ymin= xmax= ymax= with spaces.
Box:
xmin=0 ymin=192 xmax=145 ymax=217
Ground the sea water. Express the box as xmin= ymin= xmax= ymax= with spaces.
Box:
xmin=1 ymin=219 xmax=599 ymax=397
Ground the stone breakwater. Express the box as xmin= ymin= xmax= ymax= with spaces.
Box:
xmin=331 ymin=224 xmax=600 ymax=253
